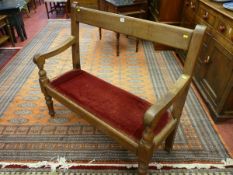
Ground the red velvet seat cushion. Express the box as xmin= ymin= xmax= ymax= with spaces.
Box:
xmin=50 ymin=69 xmax=171 ymax=142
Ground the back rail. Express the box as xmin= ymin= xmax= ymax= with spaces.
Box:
xmin=74 ymin=7 xmax=193 ymax=50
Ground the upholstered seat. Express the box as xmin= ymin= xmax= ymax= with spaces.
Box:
xmin=50 ymin=69 xmax=171 ymax=142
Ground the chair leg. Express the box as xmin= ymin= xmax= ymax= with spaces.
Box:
xmin=31 ymin=0 xmax=37 ymax=12
xmin=44 ymin=94 xmax=55 ymax=117
xmin=33 ymin=0 xmax=37 ymax=9
xmin=25 ymin=5 xmax=30 ymax=17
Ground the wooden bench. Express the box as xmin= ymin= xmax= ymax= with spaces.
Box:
xmin=33 ymin=3 xmax=206 ymax=175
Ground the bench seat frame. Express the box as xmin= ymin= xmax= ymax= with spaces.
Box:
xmin=33 ymin=2 xmax=206 ymax=175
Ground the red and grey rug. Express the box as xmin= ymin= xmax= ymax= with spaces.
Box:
xmin=0 ymin=48 xmax=19 ymax=70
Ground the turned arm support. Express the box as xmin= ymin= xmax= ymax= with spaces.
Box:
xmin=142 ymin=74 xmax=191 ymax=145
xmin=33 ymin=36 xmax=76 ymax=68
xmin=33 ymin=36 xmax=76 ymax=93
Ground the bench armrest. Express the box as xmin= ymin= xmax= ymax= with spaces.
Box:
xmin=144 ymin=74 xmax=191 ymax=126
xmin=143 ymin=74 xmax=191 ymax=145
xmin=33 ymin=35 xmax=75 ymax=68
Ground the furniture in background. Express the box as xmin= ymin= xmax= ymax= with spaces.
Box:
xmin=77 ymin=0 xmax=97 ymax=9
xmin=20 ymin=0 xmax=34 ymax=17
xmin=180 ymin=0 xmax=233 ymax=121
xmin=33 ymin=5 xmax=206 ymax=175
xmin=30 ymin=0 xmax=44 ymax=9
xmin=148 ymin=0 xmax=184 ymax=24
xmin=147 ymin=0 xmax=184 ymax=49
xmin=44 ymin=0 xmax=69 ymax=18
xmin=35 ymin=0 xmax=44 ymax=6
xmin=98 ymin=0 xmax=148 ymax=56
xmin=0 ymin=15 xmax=15 ymax=46
xmin=0 ymin=0 xmax=27 ymax=42
xmin=23 ymin=0 xmax=37 ymax=16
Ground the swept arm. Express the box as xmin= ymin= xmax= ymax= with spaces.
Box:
xmin=144 ymin=74 xmax=191 ymax=127
xmin=142 ymin=74 xmax=191 ymax=145
xmin=33 ymin=35 xmax=76 ymax=67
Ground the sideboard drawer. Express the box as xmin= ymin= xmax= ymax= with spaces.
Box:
xmin=216 ymin=18 xmax=233 ymax=44
xmin=198 ymin=3 xmax=216 ymax=27
xmin=181 ymin=0 xmax=233 ymax=121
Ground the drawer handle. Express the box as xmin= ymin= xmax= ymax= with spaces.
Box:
xmin=204 ymin=56 xmax=211 ymax=64
xmin=191 ymin=2 xmax=196 ymax=9
xmin=202 ymin=12 xmax=209 ymax=20
xmin=219 ymin=25 xmax=226 ymax=33
xmin=200 ymin=56 xmax=211 ymax=64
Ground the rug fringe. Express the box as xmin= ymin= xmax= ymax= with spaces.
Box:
xmin=0 ymin=157 xmax=233 ymax=171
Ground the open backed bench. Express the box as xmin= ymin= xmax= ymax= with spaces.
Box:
xmin=33 ymin=3 xmax=206 ymax=175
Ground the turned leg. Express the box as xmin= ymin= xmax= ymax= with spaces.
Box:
xmin=138 ymin=137 xmax=153 ymax=175
xmin=44 ymin=94 xmax=55 ymax=117
xmin=34 ymin=54 xmax=55 ymax=118
xmin=138 ymin=159 xmax=150 ymax=175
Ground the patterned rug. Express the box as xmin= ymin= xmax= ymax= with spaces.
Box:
xmin=0 ymin=48 xmax=19 ymax=70
xmin=0 ymin=20 xmax=230 ymax=166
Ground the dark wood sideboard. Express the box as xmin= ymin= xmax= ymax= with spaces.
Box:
xmin=181 ymin=0 xmax=233 ymax=121
xmin=148 ymin=0 xmax=184 ymax=24
xmin=147 ymin=0 xmax=184 ymax=49
xmin=76 ymin=0 xmax=98 ymax=9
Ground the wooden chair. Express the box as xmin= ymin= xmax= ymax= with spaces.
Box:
xmin=20 ymin=0 xmax=37 ymax=17
xmin=99 ymin=9 xmax=146 ymax=56
xmin=33 ymin=4 xmax=206 ymax=175
xmin=44 ymin=0 xmax=69 ymax=18
xmin=0 ymin=15 xmax=15 ymax=46
xmin=97 ymin=0 xmax=147 ymax=56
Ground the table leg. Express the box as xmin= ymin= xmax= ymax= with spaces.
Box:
xmin=136 ymin=38 xmax=139 ymax=52
xmin=10 ymin=27 xmax=17 ymax=43
xmin=45 ymin=2 xmax=50 ymax=18
xmin=32 ymin=0 xmax=37 ymax=10
xmin=6 ymin=24 xmax=15 ymax=46
xmin=116 ymin=32 xmax=120 ymax=56
xmin=19 ymin=13 xmax=27 ymax=40
xmin=99 ymin=27 xmax=102 ymax=40
xmin=66 ymin=0 xmax=70 ymax=17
